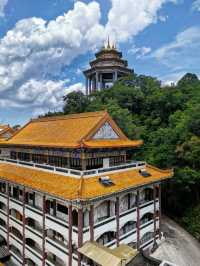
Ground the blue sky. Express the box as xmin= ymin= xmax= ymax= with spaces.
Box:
xmin=0 ymin=0 xmax=200 ymax=126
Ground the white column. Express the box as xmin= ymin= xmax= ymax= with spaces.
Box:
xmin=89 ymin=78 xmax=92 ymax=94
xmin=85 ymin=78 xmax=89 ymax=95
xmin=96 ymin=72 xmax=99 ymax=91
xmin=114 ymin=70 xmax=118 ymax=81
xmin=100 ymin=73 xmax=103 ymax=90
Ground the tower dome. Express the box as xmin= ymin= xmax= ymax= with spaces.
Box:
xmin=83 ymin=41 xmax=134 ymax=95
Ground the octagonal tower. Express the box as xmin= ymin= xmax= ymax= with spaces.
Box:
xmin=84 ymin=40 xmax=134 ymax=95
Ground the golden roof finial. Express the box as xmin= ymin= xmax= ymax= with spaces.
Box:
xmin=107 ymin=36 xmax=110 ymax=49
xmin=112 ymin=42 xmax=115 ymax=49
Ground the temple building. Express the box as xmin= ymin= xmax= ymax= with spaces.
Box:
xmin=0 ymin=125 xmax=15 ymax=141
xmin=83 ymin=41 xmax=134 ymax=95
xmin=0 ymin=111 xmax=173 ymax=266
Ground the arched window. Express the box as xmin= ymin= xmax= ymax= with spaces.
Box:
xmin=10 ymin=245 xmax=22 ymax=259
xmin=95 ymin=200 xmax=114 ymax=223
xmin=10 ymin=208 xmax=23 ymax=221
xmin=120 ymin=193 xmax=136 ymax=213
xmin=144 ymin=188 xmax=154 ymax=201
xmin=140 ymin=232 xmax=154 ymax=246
xmin=0 ymin=201 xmax=6 ymax=212
xmin=0 ymin=217 xmax=6 ymax=228
xmin=72 ymin=209 xmax=78 ymax=226
xmin=96 ymin=231 xmax=115 ymax=245
xmin=26 ymin=258 xmax=36 ymax=266
xmin=0 ymin=182 xmax=6 ymax=193
xmin=10 ymin=227 xmax=23 ymax=240
xmin=119 ymin=221 xmax=136 ymax=236
xmin=119 ymin=194 xmax=129 ymax=213
xmin=26 ymin=217 xmax=42 ymax=232
xmin=46 ymin=251 xmax=65 ymax=266
xmin=46 ymin=229 xmax=66 ymax=246
xmin=26 ymin=238 xmax=42 ymax=253
xmin=0 ymin=235 xmax=7 ymax=246
xmin=140 ymin=213 xmax=154 ymax=225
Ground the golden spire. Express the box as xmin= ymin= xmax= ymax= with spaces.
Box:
xmin=107 ymin=36 xmax=110 ymax=49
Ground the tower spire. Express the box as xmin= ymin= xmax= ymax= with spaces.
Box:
xmin=107 ymin=36 xmax=110 ymax=49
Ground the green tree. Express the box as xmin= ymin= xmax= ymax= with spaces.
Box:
xmin=63 ymin=91 xmax=89 ymax=114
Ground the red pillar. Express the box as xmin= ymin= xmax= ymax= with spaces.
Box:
xmin=68 ymin=205 xmax=72 ymax=266
xmin=78 ymin=208 xmax=83 ymax=266
xmin=22 ymin=187 xmax=26 ymax=265
xmin=153 ymin=184 xmax=157 ymax=244
xmin=42 ymin=195 xmax=46 ymax=266
xmin=116 ymin=197 xmax=120 ymax=246
xmin=89 ymin=205 xmax=94 ymax=242
xmin=6 ymin=183 xmax=9 ymax=249
xmin=136 ymin=190 xmax=140 ymax=250
xmin=158 ymin=184 xmax=162 ymax=239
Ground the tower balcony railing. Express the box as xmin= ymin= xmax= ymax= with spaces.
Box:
xmin=0 ymin=156 xmax=146 ymax=178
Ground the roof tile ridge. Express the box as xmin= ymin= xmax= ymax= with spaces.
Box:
xmin=32 ymin=110 xmax=107 ymax=123
xmin=5 ymin=120 xmax=32 ymax=142
xmin=146 ymin=164 xmax=174 ymax=174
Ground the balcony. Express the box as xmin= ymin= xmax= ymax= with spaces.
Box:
xmin=46 ymin=251 xmax=66 ymax=266
xmin=9 ymin=198 xmax=23 ymax=214
xmin=0 ymin=223 xmax=7 ymax=239
xmin=10 ymin=216 xmax=23 ymax=232
xmin=25 ymin=244 xmax=43 ymax=266
xmin=25 ymin=204 xmax=43 ymax=224
xmin=25 ymin=225 xmax=43 ymax=246
xmin=25 ymin=239 xmax=43 ymax=260
xmin=10 ymin=245 xmax=23 ymax=262
xmin=46 ymin=237 xmax=68 ymax=264
xmin=9 ymin=233 xmax=23 ymax=254
xmin=0 ymin=192 xmax=8 ymax=205
xmin=0 ymin=157 xmax=146 ymax=178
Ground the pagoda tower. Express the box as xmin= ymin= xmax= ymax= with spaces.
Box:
xmin=84 ymin=40 xmax=134 ymax=95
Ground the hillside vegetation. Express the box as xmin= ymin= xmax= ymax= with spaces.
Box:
xmin=45 ymin=73 xmax=200 ymax=237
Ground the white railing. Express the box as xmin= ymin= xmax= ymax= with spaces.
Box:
xmin=0 ymin=157 xmax=146 ymax=178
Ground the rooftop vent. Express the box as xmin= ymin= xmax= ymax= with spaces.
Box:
xmin=99 ymin=176 xmax=114 ymax=187
xmin=139 ymin=168 xmax=151 ymax=178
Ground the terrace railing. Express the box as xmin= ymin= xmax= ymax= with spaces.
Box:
xmin=0 ymin=157 xmax=146 ymax=178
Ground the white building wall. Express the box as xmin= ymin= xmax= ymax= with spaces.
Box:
xmin=0 ymin=180 xmax=161 ymax=266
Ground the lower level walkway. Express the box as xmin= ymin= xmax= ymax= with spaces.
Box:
xmin=152 ymin=216 xmax=200 ymax=266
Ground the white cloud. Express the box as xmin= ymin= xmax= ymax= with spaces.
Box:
xmin=105 ymin=0 xmax=177 ymax=42
xmin=128 ymin=45 xmax=151 ymax=58
xmin=160 ymin=71 xmax=186 ymax=86
xmin=0 ymin=1 xmax=105 ymax=114
xmin=158 ymin=15 xmax=168 ymax=22
xmin=0 ymin=0 xmax=178 ymax=116
xmin=150 ymin=27 xmax=200 ymax=71
xmin=0 ymin=0 xmax=7 ymax=17
xmin=192 ymin=0 xmax=200 ymax=11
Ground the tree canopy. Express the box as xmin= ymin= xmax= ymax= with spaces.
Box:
xmin=62 ymin=73 xmax=200 ymax=223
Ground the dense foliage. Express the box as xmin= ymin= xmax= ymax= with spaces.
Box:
xmin=48 ymin=72 xmax=200 ymax=237
xmin=182 ymin=205 xmax=200 ymax=241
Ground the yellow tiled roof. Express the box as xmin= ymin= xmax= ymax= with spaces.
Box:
xmin=1 ymin=111 xmax=142 ymax=149
xmin=83 ymin=139 xmax=143 ymax=148
xmin=3 ymin=111 xmax=106 ymax=148
xmin=0 ymin=163 xmax=173 ymax=200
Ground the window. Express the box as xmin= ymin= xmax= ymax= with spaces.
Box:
xmin=13 ymin=187 xmax=19 ymax=199
xmin=0 ymin=182 xmax=6 ymax=193
xmin=57 ymin=204 xmax=68 ymax=215
xmin=29 ymin=193 xmax=34 ymax=200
